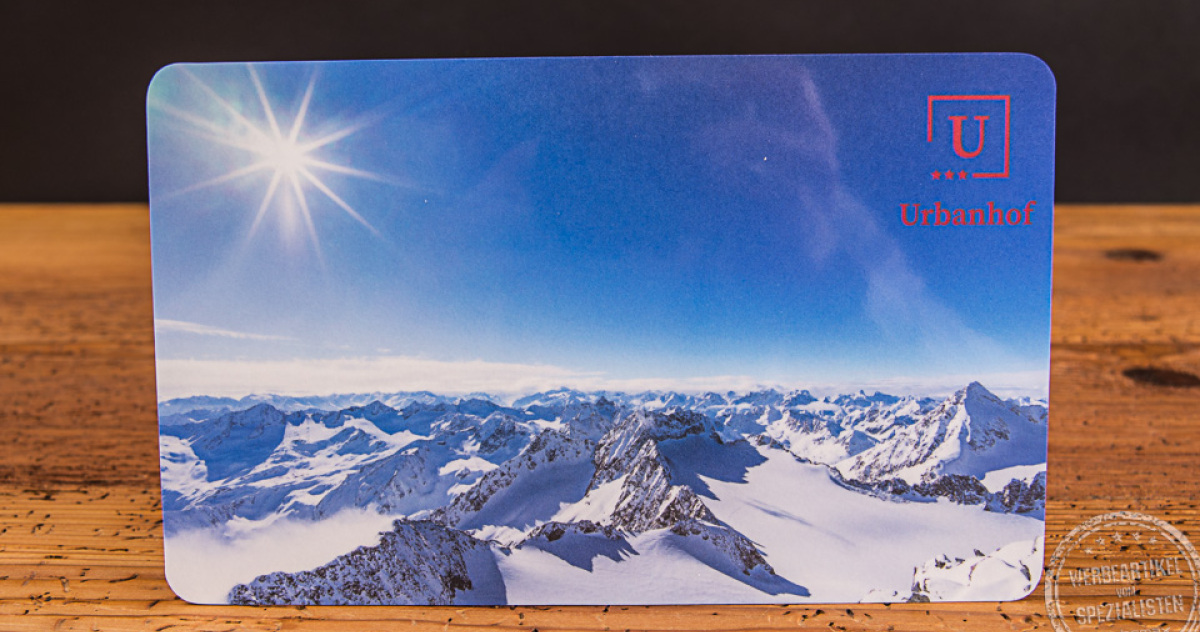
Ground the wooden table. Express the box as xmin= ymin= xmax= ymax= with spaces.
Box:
xmin=1 ymin=204 xmax=1198 ymax=631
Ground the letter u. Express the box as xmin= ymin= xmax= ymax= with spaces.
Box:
xmin=949 ymin=115 xmax=988 ymax=159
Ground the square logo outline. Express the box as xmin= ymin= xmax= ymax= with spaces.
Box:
xmin=926 ymin=94 xmax=1011 ymax=179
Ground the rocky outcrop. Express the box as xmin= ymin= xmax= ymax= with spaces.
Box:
xmin=228 ymin=520 xmax=504 ymax=605
xmin=987 ymin=472 xmax=1047 ymax=516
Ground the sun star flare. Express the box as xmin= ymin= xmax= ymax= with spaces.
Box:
xmin=156 ymin=64 xmax=383 ymax=257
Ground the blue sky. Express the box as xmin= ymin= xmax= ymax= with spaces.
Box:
xmin=147 ymin=54 xmax=1055 ymax=398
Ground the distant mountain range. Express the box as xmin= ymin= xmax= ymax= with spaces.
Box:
xmin=159 ymin=382 xmax=1047 ymax=605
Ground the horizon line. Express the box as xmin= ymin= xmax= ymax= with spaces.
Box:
xmin=157 ymin=376 xmax=1048 ymax=407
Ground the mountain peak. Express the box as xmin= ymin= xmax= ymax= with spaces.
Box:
xmin=960 ymin=381 xmax=1000 ymax=404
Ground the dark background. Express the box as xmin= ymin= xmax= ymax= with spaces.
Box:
xmin=2 ymin=0 xmax=1197 ymax=203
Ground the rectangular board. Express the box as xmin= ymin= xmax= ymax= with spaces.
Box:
xmin=147 ymin=54 xmax=1055 ymax=605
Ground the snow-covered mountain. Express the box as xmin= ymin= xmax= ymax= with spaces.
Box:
xmin=835 ymin=382 xmax=1047 ymax=484
xmin=229 ymin=520 xmax=506 ymax=605
xmin=159 ymin=382 xmax=1047 ymax=605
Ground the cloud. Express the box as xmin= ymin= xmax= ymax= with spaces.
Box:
xmin=165 ymin=508 xmax=396 ymax=604
xmin=154 ymin=354 xmax=1046 ymax=401
xmin=155 ymin=355 xmax=598 ymax=400
xmin=154 ymin=354 xmax=781 ymax=400
xmin=155 ymin=319 xmax=293 ymax=342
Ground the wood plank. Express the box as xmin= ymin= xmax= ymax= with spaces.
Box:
xmin=2 ymin=204 xmax=1200 ymax=630
xmin=0 ymin=207 xmax=158 ymax=490
xmin=2 ymin=487 xmax=1197 ymax=627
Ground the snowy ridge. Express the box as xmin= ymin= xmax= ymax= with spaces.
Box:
xmin=909 ymin=537 xmax=1044 ymax=602
xmin=831 ymin=471 xmax=1047 ymax=519
xmin=584 ymin=409 xmax=723 ymax=533
xmin=834 ymin=382 xmax=1046 ymax=485
xmin=432 ymin=430 xmax=598 ymax=530
xmin=864 ymin=537 xmax=1044 ymax=603
xmin=228 ymin=520 xmax=505 ymax=605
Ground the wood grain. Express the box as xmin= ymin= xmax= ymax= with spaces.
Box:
xmin=2 ymin=203 xmax=1199 ymax=631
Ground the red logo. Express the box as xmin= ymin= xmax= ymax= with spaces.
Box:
xmin=927 ymin=95 xmax=1010 ymax=180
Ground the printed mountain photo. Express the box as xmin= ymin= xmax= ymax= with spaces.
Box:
xmin=147 ymin=55 xmax=1055 ymax=604
xmin=159 ymin=384 xmax=1046 ymax=604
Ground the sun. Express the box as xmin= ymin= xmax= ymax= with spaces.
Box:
xmin=155 ymin=64 xmax=383 ymax=256
xmin=258 ymin=134 xmax=307 ymax=176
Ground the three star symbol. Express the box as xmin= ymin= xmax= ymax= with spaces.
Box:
xmin=932 ymin=170 xmax=970 ymax=180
